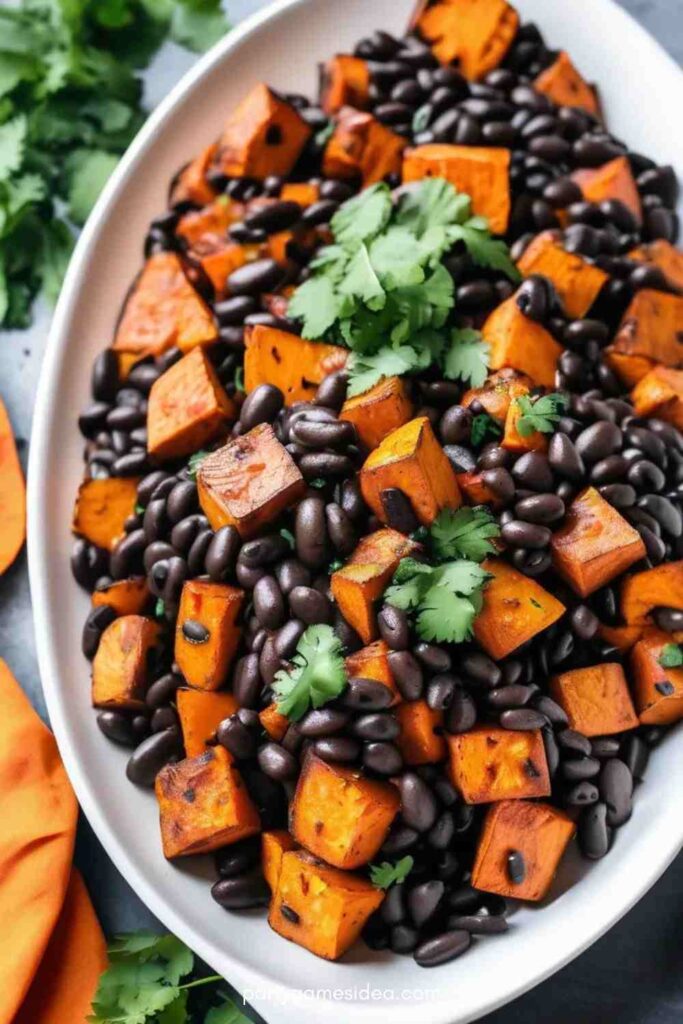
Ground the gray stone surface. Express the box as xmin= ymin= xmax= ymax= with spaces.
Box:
xmin=0 ymin=1 xmax=681 ymax=1021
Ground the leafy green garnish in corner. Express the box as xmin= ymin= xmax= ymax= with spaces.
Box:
xmin=370 ymin=856 xmax=414 ymax=890
xmin=470 ymin=411 xmax=502 ymax=447
xmin=273 ymin=624 xmax=347 ymax=721
xmin=287 ymin=178 xmax=520 ymax=396
xmin=89 ymin=931 xmax=252 ymax=1024
xmin=659 ymin=643 xmax=683 ymax=668
xmin=0 ymin=0 xmax=229 ymax=329
xmin=512 ymin=392 xmax=569 ymax=438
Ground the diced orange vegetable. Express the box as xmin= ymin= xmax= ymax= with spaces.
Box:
xmin=72 ymin=477 xmax=139 ymax=552
xmin=0 ymin=397 xmax=26 ymax=576
xmin=290 ymin=753 xmax=400 ymax=869
xmin=322 ymin=107 xmax=405 ymax=186
xmin=621 ymin=561 xmax=683 ymax=625
xmin=174 ymin=580 xmax=244 ymax=691
xmin=91 ymin=616 xmax=161 ymax=710
xmin=631 ymin=365 xmax=683 ymax=431
xmin=176 ymin=689 xmax=239 ymax=758
xmin=517 ymin=231 xmax=609 ymax=319
xmin=533 ymin=51 xmax=600 ymax=118
xmin=572 ymin=157 xmax=641 ymax=224
xmin=481 ymin=294 xmax=563 ymax=388
xmin=628 ymin=239 xmax=683 ymax=291
xmin=502 ymin=394 xmax=547 ymax=454
xmin=214 ymin=83 xmax=311 ymax=180
xmin=360 ymin=416 xmax=461 ymax=527
xmin=340 ymin=376 xmax=413 ymax=450
xmin=156 ymin=748 xmax=260 ymax=858
xmin=462 ymin=367 xmax=534 ymax=422
xmin=415 ymin=0 xmax=519 ymax=80
xmin=603 ymin=348 xmax=656 ymax=387
xmin=244 ymin=324 xmax=348 ymax=405
xmin=265 ymin=226 xmax=316 ymax=265
xmin=331 ymin=528 xmax=417 ymax=645
xmin=113 ymin=252 xmax=217 ymax=357
xmin=262 ymin=830 xmax=297 ymax=891
xmin=455 ymin=470 xmax=503 ymax=508
xmin=320 ymin=55 xmax=370 ymax=114
xmin=403 ymin=143 xmax=511 ymax=233
xmin=448 ymin=726 xmax=550 ymax=804
xmin=170 ymin=143 xmax=217 ymax=208
xmin=472 ymin=800 xmax=576 ymax=901
xmin=269 ymin=850 xmax=383 ymax=960
xmin=551 ymin=486 xmax=646 ymax=598
xmin=610 ymin=290 xmax=683 ymax=373
xmin=259 ymin=703 xmax=290 ymax=742
xmin=550 ymin=663 xmax=638 ymax=736
xmin=280 ymin=182 xmax=320 ymax=206
xmin=474 ymin=558 xmax=566 ymax=660
xmin=630 ymin=629 xmax=683 ymax=725
xmin=395 ymin=701 xmax=446 ymax=764
xmin=147 ymin=347 xmax=235 ymax=460
xmin=176 ymin=197 xmax=242 ymax=248
xmin=345 ymin=640 xmax=402 ymax=705
xmin=92 ymin=578 xmax=150 ymax=617
xmin=598 ymin=623 xmax=644 ymax=653
xmin=198 ymin=423 xmax=306 ymax=537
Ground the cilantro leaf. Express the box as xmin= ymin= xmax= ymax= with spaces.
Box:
xmin=513 ymin=392 xmax=569 ymax=437
xmin=287 ymin=274 xmax=340 ymax=339
xmin=659 ymin=643 xmax=683 ymax=668
xmin=448 ymin=220 xmax=521 ymax=281
xmin=340 ymin=243 xmax=385 ymax=309
xmin=65 ymin=149 xmax=119 ymax=224
xmin=396 ymin=177 xmax=471 ymax=236
xmin=273 ymin=624 xmax=346 ymax=721
xmin=416 ymin=586 xmax=478 ymax=643
xmin=0 ymin=116 xmax=27 ymax=181
xmin=431 ymin=507 xmax=500 ymax=563
xmin=204 ymin=1002 xmax=253 ymax=1024
xmin=471 ymin=412 xmax=502 ymax=446
xmin=170 ymin=3 xmax=229 ymax=53
xmin=346 ymin=345 xmax=422 ymax=397
xmin=370 ymin=855 xmax=414 ymax=890
xmin=442 ymin=327 xmax=490 ymax=387
xmin=385 ymin=558 xmax=435 ymax=610
xmin=187 ymin=449 xmax=209 ymax=479
xmin=330 ymin=182 xmax=392 ymax=248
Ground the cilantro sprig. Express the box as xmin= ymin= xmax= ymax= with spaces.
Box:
xmin=431 ymin=506 xmax=501 ymax=562
xmin=370 ymin=856 xmax=414 ymax=890
xmin=513 ymin=392 xmax=569 ymax=438
xmin=659 ymin=643 xmax=683 ymax=668
xmin=471 ymin=412 xmax=502 ymax=447
xmin=272 ymin=624 xmax=347 ymax=721
xmin=287 ymin=179 xmax=519 ymax=396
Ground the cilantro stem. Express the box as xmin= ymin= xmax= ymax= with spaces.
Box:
xmin=180 ymin=974 xmax=223 ymax=989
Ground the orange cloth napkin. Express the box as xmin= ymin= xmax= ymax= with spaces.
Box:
xmin=0 ymin=658 xmax=107 ymax=1024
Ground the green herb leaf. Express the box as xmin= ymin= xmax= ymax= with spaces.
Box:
xmin=287 ymin=274 xmax=340 ymax=339
xmin=448 ymin=219 xmax=521 ymax=281
xmin=369 ymin=855 xmax=414 ymax=889
xmin=431 ymin=506 xmax=500 ymax=563
xmin=442 ymin=327 xmax=490 ymax=387
xmin=659 ymin=643 xmax=683 ymax=668
xmin=155 ymin=598 xmax=165 ymax=618
xmin=170 ymin=3 xmax=229 ymax=53
xmin=330 ymin=182 xmax=393 ymax=248
xmin=513 ymin=392 xmax=569 ymax=437
xmin=416 ymin=585 xmax=478 ymax=643
xmin=0 ymin=116 xmax=27 ymax=181
xmin=65 ymin=149 xmax=119 ymax=224
xmin=279 ymin=527 xmax=295 ymax=550
xmin=187 ymin=449 xmax=209 ymax=480
xmin=470 ymin=412 xmax=502 ymax=446
xmin=346 ymin=345 xmax=423 ymax=397
xmin=204 ymin=1001 xmax=253 ymax=1024
xmin=233 ymin=365 xmax=244 ymax=392
xmin=273 ymin=624 xmax=347 ymax=721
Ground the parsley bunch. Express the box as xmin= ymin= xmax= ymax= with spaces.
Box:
xmin=513 ymin=392 xmax=569 ymax=437
xmin=89 ymin=931 xmax=251 ymax=1024
xmin=0 ymin=0 xmax=228 ymax=329
xmin=288 ymin=178 xmax=519 ymax=396
xmin=385 ymin=506 xmax=499 ymax=644
xmin=272 ymin=623 xmax=347 ymax=721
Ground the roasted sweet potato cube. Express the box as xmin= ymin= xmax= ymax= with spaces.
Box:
xmin=147 ymin=348 xmax=235 ymax=461
xmin=630 ymin=629 xmax=683 ymax=725
xmin=631 ymin=366 xmax=683 ymax=430
xmin=170 ymin=143 xmax=217 ymax=208
xmin=175 ymin=580 xmax=244 ymax=691
xmin=603 ymin=348 xmax=655 ymax=387
xmin=92 ymin=616 xmax=161 ymax=710
xmin=472 ymin=800 xmax=576 ymax=901
xmin=259 ymin=703 xmax=290 ymax=742
xmin=322 ymin=107 xmax=405 ymax=186
xmin=481 ymin=294 xmax=562 ymax=388
xmin=262 ymin=829 xmax=297 ymax=891
xmin=113 ymin=253 xmax=217 ymax=357
xmin=339 ymin=376 xmax=412 ymax=452
xmin=320 ymin=54 xmax=370 ymax=114
xmin=176 ymin=688 xmax=239 ymax=758
xmin=415 ymin=0 xmax=519 ymax=80
xmin=455 ymin=470 xmax=502 ymax=508
xmin=290 ymin=754 xmax=400 ymax=868
xmin=473 ymin=558 xmax=565 ymax=660
xmin=517 ymin=231 xmax=609 ymax=319
xmin=448 ymin=726 xmax=550 ymax=804
xmin=92 ymin=577 xmax=151 ymax=617
xmin=551 ymin=487 xmax=646 ymax=598
xmin=360 ymin=416 xmax=461 ymax=527
xmin=550 ymin=663 xmax=638 ymax=737
xmin=620 ymin=562 xmax=683 ymax=624
xmin=175 ymin=196 xmax=241 ymax=248
xmin=345 ymin=640 xmax=402 ymax=706
xmin=155 ymin=748 xmax=260 ymax=858
xmin=628 ymin=240 xmax=683 ymax=291
xmin=610 ymin=289 xmax=683 ymax=371
xmin=280 ymin=182 xmax=320 ymax=206
xmin=244 ymin=325 xmax=348 ymax=406
xmin=396 ymin=701 xmax=446 ymax=765
xmin=403 ymin=144 xmax=511 ymax=234
xmin=331 ymin=529 xmax=418 ymax=644
xmin=462 ymin=367 xmax=534 ymax=422
xmin=533 ymin=51 xmax=600 ymax=118
xmin=269 ymin=850 xmax=383 ymax=960
xmin=198 ymin=424 xmax=306 ymax=537
xmin=214 ymin=83 xmax=311 ymax=180
xmin=572 ymin=157 xmax=641 ymax=224
xmin=597 ymin=623 xmax=644 ymax=653
xmin=502 ymin=396 xmax=547 ymax=454
xmin=73 ymin=477 xmax=140 ymax=552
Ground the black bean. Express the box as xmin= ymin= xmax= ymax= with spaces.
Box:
xmin=325 ymin=503 xmax=357 ymax=555
xmin=573 ymin=136 xmax=625 ymax=167
xmin=563 ymin=756 xmax=601 ymax=781
xmin=575 ymin=421 xmax=622 ymax=463
xmin=447 ymin=885 xmax=481 ymax=913
xmin=534 ymin=695 xmax=569 ymax=726
xmin=187 ymin=528 xmax=212 ymax=576
xmin=79 ymin=401 xmax=111 ymax=438
xmin=381 ymin=883 xmax=406 ymax=926
xmin=126 ymin=727 xmax=182 ymax=787
xmin=654 ymin=607 xmax=683 ymax=632
xmin=166 ymin=480 xmax=198 ymax=523
xmin=512 ymin=451 xmax=554 ymax=491
xmin=151 ymin=707 xmax=178 ymax=733
xmin=227 ymin=258 xmax=284 ymax=296
xmin=145 ymin=673 xmax=180 ymax=710
xmin=514 ymin=493 xmax=565 ymax=524
xmin=276 ymin=558 xmax=311 ymax=594
xmin=259 ymin=636 xmax=281 ymax=687
xmin=342 ymin=677 xmax=395 ymax=711
xmin=578 ymin=801 xmax=610 ymax=859
xmin=427 ymin=674 xmax=457 ymax=711
xmin=500 ymin=708 xmax=547 ymax=731
xmin=96 ymin=709 xmax=136 ymax=746
xmin=428 ymin=809 xmax=455 ymax=850
xmin=408 ymin=880 xmax=444 ymax=928
xmin=590 ymin=736 xmax=621 ymax=759
xmin=380 ymin=488 xmax=420 ymax=533
xmin=599 ymin=758 xmax=633 ymax=827
xmin=314 ymin=736 xmax=361 ymax=763
xmin=501 ymin=520 xmax=552 ymax=549
xmin=233 ymin=654 xmax=261 ymax=708
xmin=215 ymin=838 xmax=260 ymax=878
xmin=251 ymin=575 xmax=285 ymax=630
xmin=446 ymin=689 xmax=477 ymax=734
xmin=449 ymin=912 xmax=508 ymax=935
xmin=258 ymin=742 xmax=298 ymax=780
xmin=378 ymin=604 xmax=410 ymax=650
xmin=217 ymin=715 xmax=257 ymax=760
xmin=111 ymin=529 xmax=146 ymax=579
xmin=440 ymin=406 xmax=473 ymax=445
xmin=91 ymin=349 xmax=119 ymax=402
xmin=599 ymin=482 xmax=636 ymax=509
xmin=214 ymin=295 xmax=256 ymax=325
xmin=211 ymin=870 xmax=269 ymax=909
xmin=549 ymin=433 xmax=585 ymax=481
xmin=239 ymin=384 xmax=284 ymax=432
xmin=274 ymin=619 xmax=305 ymax=658
xmin=288 ymin=585 xmax=332 ymax=624
xmin=488 ymin=684 xmax=534 ymax=708
xmin=414 ymin=930 xmax=471 ymax=967
xmin=399 ymin=773 xmax=438 ymax=832
xmin=353 ymin=712 xmax=400 ymax=742
xmin=387 ymin=650 xmax=423 ymax=700
xmin=314 ymin=371 xmax=348 ymax=411
xmin=240 ymin=533 xmax=289 ymax=568
xmin=298 ymin=707 xmax=350 ymax=737
xmin=363 ymin=741 xmax=402 ymax=775
xmin=621 ymin=735 xmax=649 ymax=781
xmin=82 ymin=604 xmax=116 ymax=659
xmin=638 ymin=495 xmax=682 ymax=537
xmin=204 ymin=526 xmax=240 ymax=581
xmin=293 ymin=496 xmax=328 ymax=568
xmin=507 ymin=850 xmax=526 ymax=884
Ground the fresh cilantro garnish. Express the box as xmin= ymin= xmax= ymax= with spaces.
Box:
xmin=442 ymin=327 xmax=490 ymax=388
xmin=135 ymin=503 xmax=145 ymax=515
xmin=89 ymin=931 xmax=250 ymax=1024
xmin=659 ymin=643 xmax=683 ymax=668
xmin=431 ymin=507 xmax=500 ymax=563
xmin=513 ymin=392 xmax=569 ymax=437
xmin=187 ymin=450 xmax=209 ymax=480
xmin=272 ymin=624 xmax=346 ymax=721
xmin=233 ymin=365 xmax=245 ymax=392
xmin=369 ymin=855 xmax=414 ymax=890
xmin=448 ymin=218 xmax=521 ymax=280
xmin=471 ymin=412 xmax=502 ymax=446
xmin=412 ymin=104 xmax=432 ymax=133
xmin=155 ymin=598 xmax=165 ymax=618
xmin=279 ymin=527 xmax=295 ymax=550
xmin=308 ymin=478 xmax=326 ymax=489
xmin=328 ymin=558 xmax=344 ymax=573
xmin=385 ymin=557 xmax=490 ymax=644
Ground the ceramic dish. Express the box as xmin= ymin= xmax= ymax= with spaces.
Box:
xmin=28 ymin=1 xmax=683 ymax=1022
